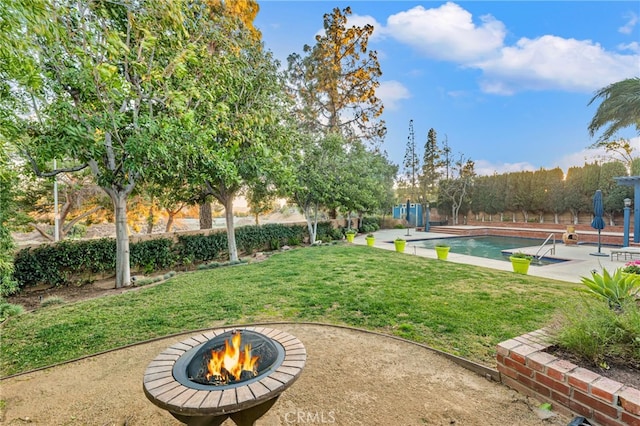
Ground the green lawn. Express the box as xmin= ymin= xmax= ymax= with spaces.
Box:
xmin=0 ymin=245 xmax=579 ymax=377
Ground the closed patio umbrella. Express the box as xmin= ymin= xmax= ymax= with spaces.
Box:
xmin=405 ymin=199 xmax=411 ymax=236
xmin=590 ymin=190 xmax=607 ymax=256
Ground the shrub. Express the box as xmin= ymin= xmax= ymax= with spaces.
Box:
xmin=510 ymin=252 xmax=533 ymax=260
xmin=236 ymin=223 xmax=306 ymax=253
xmin=130 ymin=238 xmax=175 ymax=272
xmin=0 ymin=225 xmax=19 ymax=296
xmin=327 ymin=228 xmax=344 ymax=240
xmin=315 ymin=222 xmax=335 ymax=242
xmin=287 ymin=236 xmax=302 ymax=246
xmin=0 ymin=298 xmax=24 ymax=321
xmin=40 ymin=296 xmax=66 ymax=308
xmin=269 ymin=238 xmax=281 ymax=250
xmin=11 ymin=223 xmax=309 ymax=292
xmin=580 ymin=268 xmax=640 ymax=310
xmin=552 ymin=298 xmax=640 ymax=367
xmin=176 ymin=233 xmax=227 ymax=263
xmin=359 ymin=217 xmax=380 ymax=233
xmin=67 ymin=223 xmax=88 ymax=239
xmin=622 ymin=260 xmax=640 ymax=274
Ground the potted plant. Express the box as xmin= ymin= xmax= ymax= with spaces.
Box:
xmin=394 ymin=237 xmax=406 ymax=253
xmin=365 ymin=233 xmax=375 ymax=247
xmin=345 ymin=228 xmax=356 ymax=243
xmin=435 ymin=243 xmax=450 ymax=260
xmin=509 ymin=252 xmax=533 ymax=274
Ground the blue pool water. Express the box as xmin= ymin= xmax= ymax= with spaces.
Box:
xmin=420 ymin=235 xmax=562 ymax=265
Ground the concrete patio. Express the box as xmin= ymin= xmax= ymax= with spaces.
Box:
xmin=354 ymin=227 xmax=630 ymax=283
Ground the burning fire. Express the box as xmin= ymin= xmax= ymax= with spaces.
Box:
xmin=205 ymin=332 xmax=259 ymax=384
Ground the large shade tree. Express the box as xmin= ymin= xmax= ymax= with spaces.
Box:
xmin=289 ymin=134 xmax=343 ymax=243
xmin=2 ymin=0 xmax=257 ymax=287
xmin=165 ymin=41 xmax=294 ymax=262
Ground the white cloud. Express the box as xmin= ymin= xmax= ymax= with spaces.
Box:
xmin=619 ymin=11 xmax=638 ymax=35
xmin=618 ymin=41 xmax=640 ymax=53
xmin=377 ymin=80 xmax=411 ymax=110
xmin=551 ymin=136 xmax=640 ymax=172
xmin=381 ymin=2 xmax=640 ymax=95
xmin=551 ymin=147 xmax=607 ymax=172
xmin=385 ymin=3 xmax=505 ymax=62
xmin=313 ymin=13 xmax=384 ymax=42
xmin=474 ymin=159 xmax=535 ymax=176
xmin=475 ymin=35 xmax=640 ymax=94
xmin=349 ymin=14 xmax=384 ymax=42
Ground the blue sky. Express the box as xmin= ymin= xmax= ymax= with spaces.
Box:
xmin=254 ymin=1 xmax=640 ymax=176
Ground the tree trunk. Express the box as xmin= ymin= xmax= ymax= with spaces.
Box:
xmin=554 ymin=213 xmax=559 ymax=224
xmin=313 ymin=203 xmax=319 ymax=241
xmin=223 ymin=196 xmax=239 ymax=262
xmin=146 ymin=205 xmax=154 ymax=234
xmin=164 ymin=205 xmax=184 ymax=233
xmin=199 ymin=202 xmax=212 ymax=229
xmin=165 ymin=214 xmax=175 ymax=233
xmin=112 ymin=193 xmax=131 ymax=288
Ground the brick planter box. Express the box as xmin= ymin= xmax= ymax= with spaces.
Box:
xmin=496 ymin=329 xmax=640 ymax=426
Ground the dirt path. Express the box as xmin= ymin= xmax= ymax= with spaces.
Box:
xmin=0 ymin=323 xmax=565 ymax=426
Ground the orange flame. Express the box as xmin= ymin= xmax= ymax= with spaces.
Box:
xmin=205 ymin=332 xmax=259 ymax=384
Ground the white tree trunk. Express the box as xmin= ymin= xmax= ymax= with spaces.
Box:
xmin=302 ymin=202 xmax=320 ymax=243
xmin=112 ymin=193 xmax=131 ymax=289
xmin=224 ymin=197 xmax=239 ymax=262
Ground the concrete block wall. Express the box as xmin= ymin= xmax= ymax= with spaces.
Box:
xmin=496 ymin=329 xmax=640 ymax=426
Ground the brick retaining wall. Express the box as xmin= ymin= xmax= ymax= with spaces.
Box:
xmin=496 ymin=329 xmax=640 ymax=426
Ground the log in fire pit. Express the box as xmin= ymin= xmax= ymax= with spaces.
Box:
xmin=143 ymin=327 xmax=306 ymax=426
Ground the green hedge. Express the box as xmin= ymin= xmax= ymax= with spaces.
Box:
xmin=359 ymin=217 xmax=381 ymax=233
xmin=11 ymin=223 xmax=312 ymax=292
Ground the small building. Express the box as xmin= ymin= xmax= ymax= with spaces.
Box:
xmin=392 ymin=203 xmax=423 ymax=227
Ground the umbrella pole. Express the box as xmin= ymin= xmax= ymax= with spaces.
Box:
xmin=598 ymin=229 xmax=601 ymax=253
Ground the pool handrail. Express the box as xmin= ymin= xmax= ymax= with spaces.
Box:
xmin=534 ymin=233 xmax=556 ymax=260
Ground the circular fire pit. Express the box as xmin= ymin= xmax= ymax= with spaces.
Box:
xmin=143 ymin=327 xmax=306 ymax=426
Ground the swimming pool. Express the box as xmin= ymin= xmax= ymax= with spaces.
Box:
xmin=419 ymin=235 xmax=562 ymax=265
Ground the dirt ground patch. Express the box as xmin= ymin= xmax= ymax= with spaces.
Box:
xmin=0 ymin=323 xmax=567 ymax=426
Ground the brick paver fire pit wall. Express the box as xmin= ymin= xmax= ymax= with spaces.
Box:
xmin=496 ymin=329 xmax=640 ymax=426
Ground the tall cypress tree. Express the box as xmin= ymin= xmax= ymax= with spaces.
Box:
xmin=419 ymin=128 xmax=442 ymax=201
xmin=402 ymin=119 xmax=420 ymax=201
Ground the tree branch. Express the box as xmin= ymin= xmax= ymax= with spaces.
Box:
xmin=23 ymin=151 xmax=89 ymax=177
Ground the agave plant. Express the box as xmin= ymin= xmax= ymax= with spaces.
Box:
xmin=580 ymin=268 xmax=640 ymax=310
